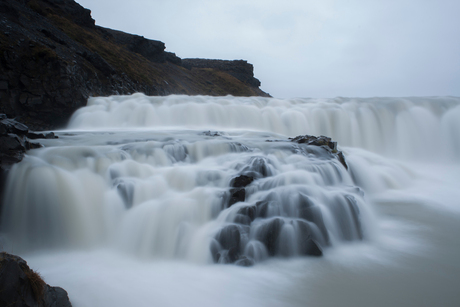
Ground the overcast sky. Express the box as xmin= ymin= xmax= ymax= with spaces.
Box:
xmin=77 ymin=0 xmax=460 ymax=98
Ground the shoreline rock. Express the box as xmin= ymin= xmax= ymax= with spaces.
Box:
xmin=0 ymin=252 xmax=72 ymax=307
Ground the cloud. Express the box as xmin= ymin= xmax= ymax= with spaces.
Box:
xmin=77 ymin=0 xmax=460 ymax=98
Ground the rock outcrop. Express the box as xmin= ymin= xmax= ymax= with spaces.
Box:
xmin=0 ymin=0 xmax=270 ymax=130
xmin=182 ymin=59 xmax=261 ymax=88
xmin=210 ymin=135 xmax=352 ymax=266
xmin=0 ymin=252 xmax=72 ymax=307
xmin=290 ymin=134 xmax=348 ymax=169
xmin=0 ymin=114 xmax=55 ymax=205
xmin=0 ymin=114 xmax=55 ymax=171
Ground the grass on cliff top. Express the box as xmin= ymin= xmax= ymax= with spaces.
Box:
xmin=49 ymin=14 xmax=158 ymax=84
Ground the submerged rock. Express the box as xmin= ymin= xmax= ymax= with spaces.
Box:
xmin=210 ymin=134 xmax=360 ymax=265
xmin=290 ymin=134 xmax=348 ymax=169
xmin=0 ymin=252 xmax=72 ymax=307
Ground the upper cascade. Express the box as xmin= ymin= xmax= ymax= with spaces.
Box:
xmin=68 ymin=94 xmax=460 ymax=161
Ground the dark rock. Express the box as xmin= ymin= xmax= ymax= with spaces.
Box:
xmin=294 ymin=220 xmax=324 ymax=256
xmin=255 ymin=200 xmax=271 ymax=218
xmin=27 ymin=131 xmax=58 ymax=139
xmin=215 ymin=225 xmax=241 ymax=251
xmin=290 ymin=134 xmax=348 ymax=170
xmin=0 ymin=115 xmax=46 ymax=171
xmin=213 ymin=225 xmax=243 ymax=263
xmin=1 ymin=118 xmax=29 ymax=134
xmin=337 ymin=151 xmax=348 ymax=170
xmin=255 ymin=218 xmax=284 ymax=256
xmin=0 ymin=252 xmax=72 ymax=307
xmin=182 ymin=59 xmax=262 ymax=87
xmin=231 ymin=175 xmax=254 ymax=188
xmin=240 ymin=156 xmax=273 ymax=178
xmin=228 ymin=188 xmax=246 ymax=207
xmin=236 ymin=206 xmax=256 ymax=222
xmin=42 ymin=285 xmax=72 ymax=307
xmin=297 ymin=193 xmax=330 ymax=244
xmin=103 ymin=28 xmax=166 ymax=63
xmin=290 ymin=134 xmax=336 ymax=150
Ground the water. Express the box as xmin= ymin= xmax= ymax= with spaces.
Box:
xmin=1 ymin=95 xmax=460 ymax=306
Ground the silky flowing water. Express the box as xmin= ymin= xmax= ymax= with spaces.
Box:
xmin=1 ymin=95 xmax=460 ymax=306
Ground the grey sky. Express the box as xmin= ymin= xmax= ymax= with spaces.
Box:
xmin=76 ymin=0 xmax=460 ymax=98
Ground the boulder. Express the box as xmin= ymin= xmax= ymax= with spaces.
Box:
xmin=230 ymin=175 xmax=254 ymax=188
xmin=0 ymin=252 xmax=72 ymax=307
xmin=290 ymin=134 xmax=348 ymax=169
xmin=0 ymin=115 xmax=48 ymax=171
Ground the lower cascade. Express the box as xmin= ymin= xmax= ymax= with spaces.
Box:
xmin=1 ymin=124 xmax=365 ymax=264
xmin=2 ymin=94 xmax=460 ymax=264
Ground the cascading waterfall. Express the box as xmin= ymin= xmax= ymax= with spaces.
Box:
xmin=68 ymin=94 xmax=460 ymax=160
xmin=1 ymin=94 xmax=460 ymax=306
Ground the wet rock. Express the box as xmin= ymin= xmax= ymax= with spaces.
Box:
xmin=0 ymin=252 xmax=72 ymax=307
xmin=337 ymin=151 xmax=348 ymax=170
xmin=236 ymin=206 xmax=256 ymax=222
xmin=240 ymin=157 xmax=273 ymax=178
xmin=228 ymin=188 xmax=246 ymax=207
xmin=290 ymin=134 xmax=336 ymax=150
xmin=290 ymin=134 xmax=348 ymax=170
xmin=255 ymin=218 xmax=285 ymax=256
xmin=231 ymin=175 xmax=254 ymax=188
xmin=216 ymin=225 xmax=241 ymax=251
xmin=255 ymin=200 xmax=271 ymax=218
xmin=27 ymin=132 xmax=57 ymax=139
xmin=213 ymin=225 xmax=243 ymax=263
xmin=297 ymin=193 xmax=330 ymax=244
xmin=294 ymin=220 xmax=324 ymax=256
xmin=0 ymin=115 xmax=47 ymax=170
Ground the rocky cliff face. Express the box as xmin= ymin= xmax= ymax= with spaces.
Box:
xmin=0 ymin=0 xmax=270 ymax=130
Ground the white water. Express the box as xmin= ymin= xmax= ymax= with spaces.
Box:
xmin=1 ymin=95 xmax=460 ymax=306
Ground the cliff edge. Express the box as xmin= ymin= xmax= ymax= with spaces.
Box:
xmin=0 ymin=0 xmax=270 ymax=130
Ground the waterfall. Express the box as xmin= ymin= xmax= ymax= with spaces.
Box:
xmin=1 ymin=94 xmax=460 ymax=306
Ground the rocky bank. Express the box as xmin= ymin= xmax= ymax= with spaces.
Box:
xmin=0 ymin=0 xmax=270 ymax=131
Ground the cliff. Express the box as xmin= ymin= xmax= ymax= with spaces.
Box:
xmin=0 ymin=0 xmax=270 ymax=130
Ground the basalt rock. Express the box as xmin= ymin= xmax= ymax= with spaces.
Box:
xmin=182 ymin=59 xmax=261 ymax=88
xmin=0 ymin=252 xmax=72 ymax=307
xmin=290 ymin=135 xmax=348 ymax=169
xmin=231 ymin=175 xmax=254 ymax=188
xmin=0 ymin=114 xmax=48 ymax=171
